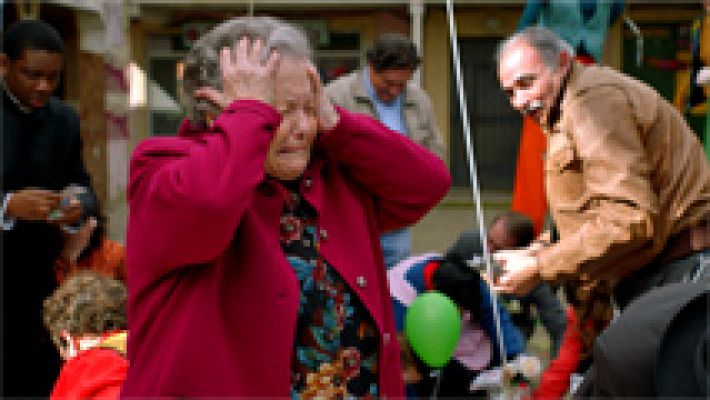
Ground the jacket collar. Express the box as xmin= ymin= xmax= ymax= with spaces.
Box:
xmin=1 ymin=79 xmax=31 ymax=114
xmin=547 ymin=62 xmax=581 ymax=133
xmin=260 ymin=156 xmax=327 ymax=216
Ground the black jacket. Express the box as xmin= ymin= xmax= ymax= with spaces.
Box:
xmin=2 ymin=90 xmax=97 ymax=395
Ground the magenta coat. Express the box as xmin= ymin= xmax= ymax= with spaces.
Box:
xmin=122 ymin=100 xmax=451 ymax=397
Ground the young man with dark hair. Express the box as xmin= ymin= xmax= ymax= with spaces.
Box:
xmin=1 ymin=19 xmax=97 ymax=396
xmin=326 ymin=33 xmax=444 ymax=270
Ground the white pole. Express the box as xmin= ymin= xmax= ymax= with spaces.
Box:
xmin=445 ymin=0 xmax=508 ymax=369
xmin=409 ymin=0 xmax=424 ymax=86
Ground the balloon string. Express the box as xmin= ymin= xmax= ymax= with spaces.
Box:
xmin=430 ymin=369 xmax=442 ymax=400
xmin=445 ymin=0 xmax=509 ymax=371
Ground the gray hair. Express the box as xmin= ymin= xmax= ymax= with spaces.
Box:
xmin=181 ymin=16 xmax=312 ymax=127
xmin=495 ymin=26 xmax=575 ymax=70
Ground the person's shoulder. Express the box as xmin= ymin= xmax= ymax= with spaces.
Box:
xmin=325 ymin=70 xmax=359 ymax=89
xmin=324 ymin=71 xmax=360 ymax=100
xmin=404 ymin=81 xmax=434 ymax=107
xmin=44 ymin=97 xmax=81 ymax=128
xmin=47 ymin=97 xmax=79 ymax=117
xmin=572 ymin=64 xmax=654 ymax=99
xmin=569 ymin=64 xmax=661 ymax=122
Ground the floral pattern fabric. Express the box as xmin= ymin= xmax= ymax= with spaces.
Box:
xmin=281 ymin=188 xmax=379 ymax=399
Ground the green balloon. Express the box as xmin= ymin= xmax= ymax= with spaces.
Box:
xmin=404 ymin=291 xmax=462 ymax=369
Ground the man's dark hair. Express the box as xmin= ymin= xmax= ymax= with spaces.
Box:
xmin=2 ymin=19 xmax=64 ymax=60
xmin=491 ymin=211 xmax=535 ymax=247
xmin=366 ymin=33 xmax=420 ymax=71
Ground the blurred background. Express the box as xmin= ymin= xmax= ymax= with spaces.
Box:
xmin=2 ymin=0 xmax=706 ymax=255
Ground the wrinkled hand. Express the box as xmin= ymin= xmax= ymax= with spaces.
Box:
xmin=492 ymin=249 xmax=541 ymax=296
xmin=306 ymin=64 xmax=339 ymax=131
xmin=214 ymin=37 xmax=280 ymax=108
xmin=6 ymin=189 xmax=61 ymax=222
xmin=59 ymin=217 xmax=97 ymax=263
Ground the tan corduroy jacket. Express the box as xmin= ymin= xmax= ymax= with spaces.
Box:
xmin=325 ymin=70 xmax=445 ymax=158
xmin=537 ymin=62 xmax=710 ymax=283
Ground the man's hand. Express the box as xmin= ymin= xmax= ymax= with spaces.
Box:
xmin=49 ymin=197 xmax=83 ymax=226
xmin=306 ymin=63 xmax=339 ymax=131
xmin=492 ymin=249 xmax=541 ymax=296
xmin=47 ymin=185 xmax=87 ymax=226
xmin=6 ymin=189 xmax=61 ymax=222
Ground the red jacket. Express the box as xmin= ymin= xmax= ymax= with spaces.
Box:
xmin=51 ymin=340 xmax=128 ymax=399
xmin=532 ymin=307 xmax=582 ymax=399
xmin=123 ymin=100 xmax=451 ymax=397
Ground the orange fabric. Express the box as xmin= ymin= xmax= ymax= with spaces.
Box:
xmin=511 ymin=116 xmax=548 ymax=236
xmin=55 ymin=239 xmax=126 ymax=284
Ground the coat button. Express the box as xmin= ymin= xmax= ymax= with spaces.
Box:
xmin=304 ymin=178 xmax=312 ymax=188
xmin=383 ymin=332 xmax=390 ymax=344
xmin=319 ymin=229 xmax=328 ymax=240
xmin=356 ymin=276 xmax=366 ymax=288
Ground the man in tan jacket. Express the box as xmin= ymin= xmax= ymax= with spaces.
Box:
xmin=493 ymin=26 xmax=709 ymax=310
xmin=325 ymin=33 xmax=444 ymax=270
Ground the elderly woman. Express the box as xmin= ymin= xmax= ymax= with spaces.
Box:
xmin=123 ymin=17 xmax=450 ymax=397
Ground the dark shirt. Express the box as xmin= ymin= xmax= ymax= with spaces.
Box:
xmin=2 ymin=90 xmax=97 ymax=396
xmin=281 ymin=184 xmax=379 ymax=399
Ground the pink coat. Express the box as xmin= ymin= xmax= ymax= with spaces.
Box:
xmin=122 ymin=100 xmax=451 ymax=397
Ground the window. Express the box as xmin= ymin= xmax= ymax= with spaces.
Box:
xmin=146 ymin=34 xmax=187 ymax=136
xmin=144 ymin=30 xmax=362 ymax=135
xmin=450 ymin=38 xmax=521 ymax=192
xmin=314 ymin=31 xmax=361 ymax=83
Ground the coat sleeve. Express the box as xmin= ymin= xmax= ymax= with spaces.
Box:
xmin=127 ymin=100 xmax=280 ymax=277
xmin=537 ymin=85 xmax=659 ymax=281
xmin=316 ymin=107 xmax=451 ymax=232
xmin=419 ymin=93 xmax=445 ymax=159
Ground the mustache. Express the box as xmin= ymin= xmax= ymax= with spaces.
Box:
xmin=522 ymin=100 xmax=544 ymax=116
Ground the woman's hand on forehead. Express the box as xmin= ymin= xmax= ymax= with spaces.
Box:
xmin=219 ymin=36 xmax=280 ymax=106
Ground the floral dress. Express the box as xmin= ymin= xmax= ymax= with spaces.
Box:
xmin=280 ymin=185 xmax=379 ymax=399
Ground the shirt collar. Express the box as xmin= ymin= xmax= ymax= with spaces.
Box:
xmin=1 ymin=79 xmax=31 ymax=114
xmin=543 ymin=64 xmax=574 ymax=130
xmin=363 ymin=67 xmax=403 ymax=108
